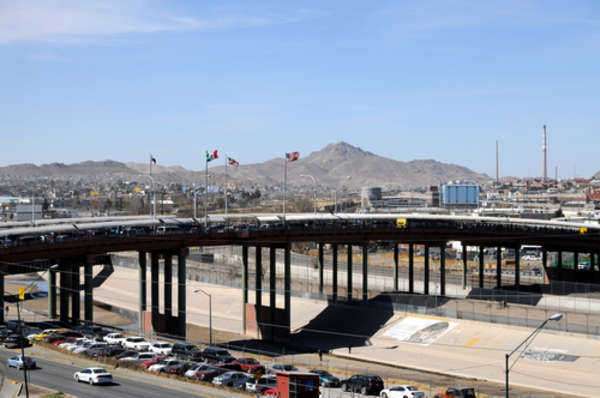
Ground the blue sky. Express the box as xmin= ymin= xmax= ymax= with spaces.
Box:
xmin=1 ymin=0 xmax=599 ymax=177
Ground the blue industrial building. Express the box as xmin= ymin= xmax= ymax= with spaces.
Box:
xmin=440 ymin=182 xmax=480 ymax=208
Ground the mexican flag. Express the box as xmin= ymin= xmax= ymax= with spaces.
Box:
xmin=206 ymin=149 xmax=219 ymax=162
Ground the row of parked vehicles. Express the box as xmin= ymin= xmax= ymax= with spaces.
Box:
xmin=15 ymin=323 xmax=475 ymax=397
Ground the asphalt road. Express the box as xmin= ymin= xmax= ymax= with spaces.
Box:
xmin=0 ymin=349 xmax=207 ymax=398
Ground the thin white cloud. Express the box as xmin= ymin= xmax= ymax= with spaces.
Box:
xmin=0 ymin=0 xmax=299 ymax=44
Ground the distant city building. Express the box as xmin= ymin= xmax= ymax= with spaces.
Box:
xmin=14 ymin=203 xmax=43 ymax=221
xmin=440 ymin=181 xmax=480 ymax=209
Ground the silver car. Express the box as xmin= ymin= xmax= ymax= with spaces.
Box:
xmin=7 ymin=355 xmax=36 ymax=370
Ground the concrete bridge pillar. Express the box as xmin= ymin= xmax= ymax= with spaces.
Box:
xmin=48 ymin=269 xmax=57 ymax=320
xmin=318 ymin=243 xmax=324 ymax=295
xmin=573 ymin=252 xmax=579 ymax=270
xmin=150 ymin=252 xmax=159 ymax=321
xmin=496 ymin=246 xmax=502 ymax=289
xmin=393 ymin=243 xmax=399 ymax=291
xmin=59 ymin=266 xmax=70 ymax=324
xmin=164 ymin=254 xmax=173 ymax=318
xmin=0 ymin=273 xmax=4 ymax=324
xmin=408 ymin=243 xmax=414 ymax=293
xmin=332 ymin=243 xmax=338 ymax=302
xmin=591 ymin=252 xmax=597 ymax=271
xmin=255 ymin=246 xmax=262 ymax=308
xmin=462 ymin=243 xmax=468 ymax=289
xmin=424 ymin=245 xmax=430 ymax=295
xmin=138 ymin=251 xmax=147 ymax=332
xmin=70 ymin=264 xmax=80 ymax=324
xmin=84 ymin=260 xmax=93 ymax=323
xmin=347 ymin=244 xmax=353 ymax=301
xmin=269 ymin=246 xmax=277 ymax=339
xmin=242 ymin=245 xmax=248 ymax=334
xmin=284 ymin=244 xmax=291 ymax=317
xmin=478 ymin=246 xmax=485 ymax=288
xmin=362 ymin=244 xmax=368 ymax=302
xmin=514 ymin=245 xmax=521 ymax=288
xmin=177 ymin=248 xmax=187 ymax=337
xmin=440 ymin=243 xmax=446 ymax=296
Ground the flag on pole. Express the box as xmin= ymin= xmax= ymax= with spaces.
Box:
xmin=150 ymin=154 xmax=157 ymax=164
xmin=286 ymin=151 xmax=300 ymax=162
xmin=227 ymin=157 xmax=239 ymax=167
xmin=206 ymin=150 xmax=219 ymax=162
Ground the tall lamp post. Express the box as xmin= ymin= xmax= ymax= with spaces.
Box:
xmin=193 ymin=288 xmax=213 ymax=345
xmin=299 ymin=174 xmax=317 ymax=214
xmin=505 ymin=313 xmax=563 ymax=397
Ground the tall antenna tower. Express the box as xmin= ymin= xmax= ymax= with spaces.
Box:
xmin=542 ymin=125 xmax=548 ymax=181
xmin=495 ymin=140 xmax=500 ymax=184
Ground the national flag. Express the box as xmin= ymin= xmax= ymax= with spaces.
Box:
xmin=286 ymin=151 xmax=300 ymax=162
xmin=227 ymin=157 xmax=239 ymax=167
xmin=206 ymin=150 xmax=219 ymax=162
xmin=150 ymin=154 xmax=157 ymax=164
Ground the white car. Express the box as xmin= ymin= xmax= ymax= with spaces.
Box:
xmin=148 ymin=358 xmax=180 ymax=373
xmin=380 ymin=385 xmax=426 ymax=398
xmin=122 ymin=336 xmax=151 ymax=351
xmin=149 ymin=341 xmax=173 ymax=355
xmin=118 ymin=352 xmax=156 ymax=363
xmin=103 ymin=332 xmax=126 ymax=345
xmin=74 ymin=367 xmax=113 ymax=385
xmin=72 ymin=341 xmax=106 ymax=355
xmin=59 ymin=337 xmax=88 ymax=351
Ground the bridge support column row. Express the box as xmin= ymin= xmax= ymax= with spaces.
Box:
xmin=496 ymin=247 xmax=502 ymax=288
xmin=144 ymin=249 xmax=187 ymax=337
xmin=393 ymin=243 xmax=399 ymax=292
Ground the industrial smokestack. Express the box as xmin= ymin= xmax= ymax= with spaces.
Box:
xmin=542 ymin=125 xmax=548 ymax=182
xmin=496 ymin=140 xmax=500 ymax=184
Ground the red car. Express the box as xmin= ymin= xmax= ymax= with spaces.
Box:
xmin=142 ymin=355 xmax=166 ymax=369
xmin=234 ymin=358 xmax=265 ymax=375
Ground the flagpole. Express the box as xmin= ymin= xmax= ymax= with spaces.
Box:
xmin=283 ymin=156 xmax=287 ymax=221
xmin=204 ymin=155 xmax=209 ymax=227
xmin=224 ymin=156 xmax=229 ymax=217
xmin=149 ymin=155 xmax=155 ymax=219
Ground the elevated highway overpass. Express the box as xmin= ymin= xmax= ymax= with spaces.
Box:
xmin=0 ymin=213 xmax=598 ymax=340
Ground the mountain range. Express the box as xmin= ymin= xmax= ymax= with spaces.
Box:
xmin=0 ymin=142 xmax=489 ymax=189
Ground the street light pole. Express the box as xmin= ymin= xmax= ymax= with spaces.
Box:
xmin=193 ymin=289 xmax=212 ymax=345
xmin=504 ymin=313 xmax=563 ymax=397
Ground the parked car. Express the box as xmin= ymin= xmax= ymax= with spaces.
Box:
xmin=188 ymin=364 xmax=227 ymax=382
xmin=235 ymin=357 xmax=265 ymax=375
xmin=27 ymin=328 xmax=62 ymax=342
xmin=7 ymin=355 xmax=36 ymax=370
xmin=435 ymin=388 xmax=477 ymax=398
xmin=341 ymin=374 xmax=384 ymax=395
xmin=148 ymin=358 xmax=181 ymax=373
xmin=212 ymin=371 xmax=252 ymax=388
xmin=201 ymin=346 xmax=235 ymax=363
xmin=268 ymin=363 xmax=298 ymax=374
xmin=171 ymin=342 xmax=200 ymax=359
xmin=149 ymin=341 xmax=173 ymax=355
xmin=115 ymin=350 xmax=138 ymax=360
xmin=381 ymin=385 xmax=426 ymax=398
xmin=74 ymin=367 xmax=113 ymax=385
xmin=141 ymin=355 xmax=167 ymax=369
xmin=73 ymin=342 xmax=106 ymax=355
xmin=118 ymin=352 xmax=156 ymax=364
xmin=66 ymin=339 xmax=92 ymax=352
xmin=163 ymin=361 xmax=194 ymax=376
xmin=4 ymin=334 xmax=31 ymax=349
xmin=246 ymin=375 xmax=277 ymax=394
xmin=85 ymin=344 xmax=122 ymax=359
xmin=122 ymin=336 xmax=150 ymax=351
xmin=103 ymin=332 xmax=126 ymax=345
xmin=310 ymin=369 xmax=341 ymax=388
